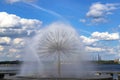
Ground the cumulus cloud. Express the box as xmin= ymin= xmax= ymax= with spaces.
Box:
xmin=0 ymin=12 xmax=40 ymax=29
xmin=81 ymin=31 xmax=120 ymax=58
xmin=86 ymin=2 xmax=118 ymax=18
xmin=80 ymin=36 xmax=98 ymax=45
xmin=9 ymin=48 xmax=19 ymax=53
xmin=0 ymin=46 xmax=22 ymax=61
xmin=13 ymin=38 xmax=25 ymax=48
xmin=13 ymin=38 xmax=24 ymax=45
xmin=81 ymin=32 xmax=120 ymax=46
xmin=0 ymin=12 xmax=42 ymax=60
xmin=91 ymin=32 xmax=119 ymax=40
xmin=85 ymin=46 xmax=117 ymax=54
xmin=0 ymin=46 xmax=4 ymax=51
xmin=85 ymin=46 xmax=105 ymax=53
xmin=6 ymin=49 xmax=21 ymax=60
xmin=0 ymin=37 xmax=11 ymax=45
xmin=86 ymin=2 xmax=119 ymax=24
xmin=0 ymin=12 xmax=42 ymax=37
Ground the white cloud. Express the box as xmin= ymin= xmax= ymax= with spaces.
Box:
xmin=86 ymin=2 xmax=119 ymax=24
xmin=87 ymin=2 xmax=119 ymax=17
xmin=13 ymin=38 xmax=24 ymax=45
xmin=0 ymin=12 xmax=42 ymax=37
xmin=107 ymin=48 xmax=115 ymax=54
xmin=15 ymin=55 xmax=21 ymax=58
xmin=80 ymin=36 xmax=98 ymax=45
xmin=0 ymin=37 xmax=11 ymax=44
xmin=91 ymin=32 xmax=119 ymax=40
xmin=0 ymin=11 xmax=42 ymax=60
xmin=0 ymin=12 xmax=20 ymax=28
xmin=0 ymin=12 xmax=40 ymax=29
xmin=80 ymin=32 xmax=120 ymax=58
xmin=85 ymin=46 xmax=118 ymax=55
xmin=91 ymin=18 xmax=107 ymax=23
xmin=79 ymin=19 xmax=86 ymax=23
xmin=20 ymin=18 xmax=41 ymax=29
xmin=9 ymin=48 xmax=17 ymax=53
xmin=13 ymin=38 xmax=25 ymax=48
xmin=9 ymin=48 xmax=19 ymax=53
xmin=85 ymin=46 xmax=105 ymax=53
xmin=0 ymin=46 xmax=4 ymax=51
xmin=0 ymin=46 xmax=23 ymax=60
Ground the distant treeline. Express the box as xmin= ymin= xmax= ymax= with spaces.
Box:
xmin=0 ymin=60 xmax=119 ymax=64
xmin=0 ymin=60 xmax=23 ymax=64
xmin=92 ymin=60 xmax=119 ymax=64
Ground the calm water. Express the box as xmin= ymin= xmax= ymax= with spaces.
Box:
xmin=95 ymin=64 xmax=120 ymax=71
xmin=1 ymin=64 xmax=120 ymax=80
xmin=1 ymin=64 xmax=120 ymax=72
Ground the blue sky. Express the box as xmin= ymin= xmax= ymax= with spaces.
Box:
xmin=0 ymin=0 xmax=120 ymax=60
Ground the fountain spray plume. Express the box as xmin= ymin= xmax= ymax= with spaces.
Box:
xmin=18 ymin=37 xmax=44 ymax=77
xmin=19 ymin=22 xmax=95 ymax=78
xmin=35 ymin=22 xmax=90 ymax=77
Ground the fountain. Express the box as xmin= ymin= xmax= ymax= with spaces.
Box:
xmin=10 ymin=23 xmax=112 ymax=80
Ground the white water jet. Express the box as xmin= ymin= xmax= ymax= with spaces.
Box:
xmin=19 ymin=42 xmax=43 ymax=77
xmin=19 ymin=22 xmax=94 ymax=78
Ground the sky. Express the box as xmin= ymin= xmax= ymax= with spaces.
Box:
xmin=0 ymin=0 xmax=120 ymax=61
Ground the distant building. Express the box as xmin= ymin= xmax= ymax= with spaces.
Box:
xmin=98 ymin=53 xmax=101 ymax=61
xmin=114 ymin=58 xmax=120 ymax=64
